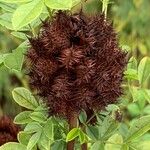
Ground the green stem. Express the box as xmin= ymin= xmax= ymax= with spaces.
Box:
xmin=46 ymin=6 xmax=53 ymax=18
xmin=29 ymin=24 xmax=36 ymax=37
xmin=101 ymin=0 xmax=110 ymax=19
xmin=86 ymin=112 xmax=96 ymax=124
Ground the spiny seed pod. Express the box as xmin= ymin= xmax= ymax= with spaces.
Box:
xmin=26 ymin=11 xmax=127 ymax=120
xmin=0 ymin=116 xmax=20 ymax=146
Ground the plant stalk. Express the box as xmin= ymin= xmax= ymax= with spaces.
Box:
xmin=67 ymin=111 xmax=78 ymax=150
xmin=81 ymin=143 xmax=88 ymax=150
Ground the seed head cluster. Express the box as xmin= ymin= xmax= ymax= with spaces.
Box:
xmin=0 ymin=116 xmax=20 ymax=146
xmin=26 ymin=11 xmax=127 ymax=119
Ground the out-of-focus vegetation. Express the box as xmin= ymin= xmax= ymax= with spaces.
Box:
xmin=0 ymin=0 xmax=150 ymax=149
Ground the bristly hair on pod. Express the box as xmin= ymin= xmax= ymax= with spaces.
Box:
xmin=26 ymin=11 xmax=127 ymax=121
xmin=0 ymin=116 xmax=20 ymax=146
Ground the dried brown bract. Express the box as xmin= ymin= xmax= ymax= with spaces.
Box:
xmin=26 ymin=11 xmax=127 ymax=120
xmin=0 ymin=116 xmax=20 ymax=146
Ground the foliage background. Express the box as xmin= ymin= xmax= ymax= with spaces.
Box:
xmin=0 ymin=0 xmax=150 ymax=149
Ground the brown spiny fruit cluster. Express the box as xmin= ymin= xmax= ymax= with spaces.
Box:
xmin=26 ymin=11 xmax=127 ymax=119
xmin=0 ymin=116 xmax=20 ymax=146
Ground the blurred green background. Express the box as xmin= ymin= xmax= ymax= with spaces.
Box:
xmin=0 ymin=0 xmax=150 ymax=125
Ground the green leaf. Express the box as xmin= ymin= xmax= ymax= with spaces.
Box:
xmin=130 ymin=87 xmax=149 ymax=105
xmin=79 ymin=110 xmax=87 ymax=124
xmin=45 ymin=0 xmax=72 ymax=10
xmin=0 ymin=0 xmax=31 ymax=3
xmin=91 ymin=142 xmax=104 ymax=150
xmin=12 ymin=87 xmax=38 ymax=110
xmin=118 ymin=123 xmax=129 ymax=139
xmin=127 ymin=57 xmax=137 ymax=70
xmin=105 ymin=134 xmax=123 ymax=150
xmin=18 ymin=131 xmax=32 ymax=145
xmin=130 ymin=141 xmax=150 ymax=150
xmin=130 ymin=88 xmax=147 ymax=109
xmin=127 ymin=103 xmax=141 ymax=117
xmin=27 ymin=131 xmax=41 ymax=150
xmin=72 ymin=0 xmax=81 ymax=7
xmin=138 ymin=141 xmax=150 ymax=150
xmin=0 ymin=142 xmax=26 ymax=150
xmin=79 ymin=130 xmax=86 ymax=144
xmin=100 ymin=117 xmax=119 ymax=140
xmin=125 ymin=115 xmax=150 ymax=142
xmin=30 ymin=111 xmax=47 ymax=123
xmin=12 ymin=0 xmax=44 ymax=30
xmin=121 ymin=45 xmax=131 ymax=52
xmin=24 ymin=122 xmax=42 ymax=133
xmin=143 ymin=105 xmax=150 ymax=115
xmin=34 ymin=105 xmax=48 ymax=116
xmin=0 ymin=3 xmax=16 ymax=12
xmin=86 ymin=125 xmax=99 ymax=140
xmin=19 ymin=40 xmax=29 ymax=49
xmin=138 ymin=92 xmax=147 ymax=110
xmin=30 ymin=11 xmax=49 ymax=28
xmin=0 ymin=13 xmax=13 ymax=30
xmin=121 ymin=144 xmax=129 ymax=150
xmin=124 ymin=69 xmax=138 ymax=80
xmin=14 ymin=111 xmax=32 ymax=124
xmin=43 ymin=118 xmax=54 ymax=140
xmin=66 ymin=128 xmax=79 ymax=142
xmin=38 ymin=132 xmax=51 ymax=150
xmin=11 ymin=31 xmax=27 ymax=40
xmin=4 ymin=46 xmax=25 ymax=71
xmin=143 ymin=89 xmax=150 ymax=103
xmin=51 ymin=140 xmax=65 ymax=150
xmin=0 ymin=54 xmax=8 ymax=65
xmin=138 ymin=57 xmax=150 ymax=85
xmin=131 ymin=87 xmax=144 ymax=102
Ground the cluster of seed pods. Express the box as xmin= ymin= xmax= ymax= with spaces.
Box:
xmin=27 ymin=11 xmax=127 ymax=119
